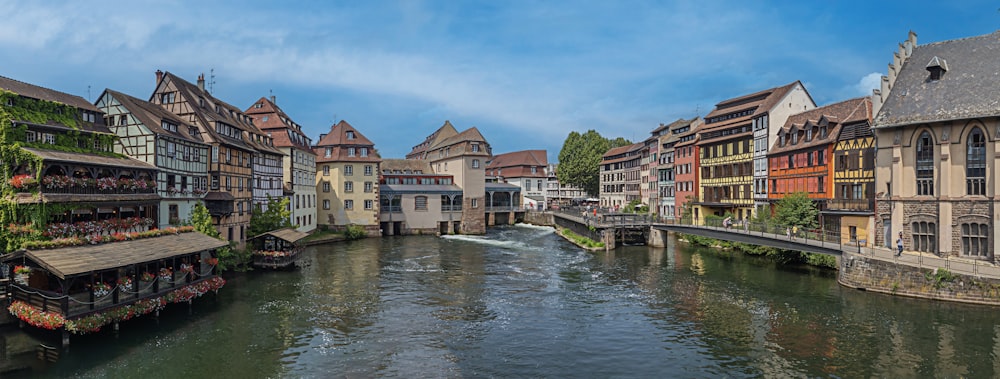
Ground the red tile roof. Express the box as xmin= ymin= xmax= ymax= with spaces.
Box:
xmin=244 ymin=96 xmax=313 ymax=153
xmin=314 ymin=120 xmax=381 ymax=163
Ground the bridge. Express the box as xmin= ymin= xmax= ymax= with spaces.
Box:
xmin=654 ymin=221 xmax=845 ymax=256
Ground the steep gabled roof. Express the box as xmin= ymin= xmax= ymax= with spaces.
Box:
xmin=313 ymin=120 xmax=380 ymax=163
xmin=244 ymin=96 xmax=313 ymax=152
xmin=406 ymin=121 xmax=458 ymax=159
xmin=101 ymin=89 xmax=206 ymax=144
xmin=0 ymin=75 xmax=108 ymax=134
xmin=769 ymin=97 xmax=871 ymax=155
xmin=875 ymin=30 xmax=1000 ymax=128
xmin=434 ymin=127 xmax=488 ymax=149
xmin=701 ymin=81 xmax=804 ymax=134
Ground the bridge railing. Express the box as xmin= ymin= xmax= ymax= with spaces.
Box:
xmin=675 ymin=217 xmax=844 ymax=249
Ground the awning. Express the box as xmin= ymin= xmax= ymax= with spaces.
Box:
xmin=249 ymin=228 xmax=309 ymax=244
xmin=13 ymin=232 xmax=228 ymax=279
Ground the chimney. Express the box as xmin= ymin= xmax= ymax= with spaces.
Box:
xmin=270 ymin=95 xmax=276 ymax=104
xmin=197 ymin=74 xmax=205 ymax=91
xmin=155 ymin=70 xmax=163 ymax=85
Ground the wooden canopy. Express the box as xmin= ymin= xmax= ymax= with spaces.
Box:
xmin=12 ymin=232 xmax=227 ymax=279
xmin=250 ymin=228 xmax=309 ymax=244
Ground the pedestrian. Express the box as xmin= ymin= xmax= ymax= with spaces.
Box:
xmin=896 ymin=232 xmax=904 ymax=257
xmin=744 ymin=218 xmax=749 ymax=232
xmin=723 ymin=216 xmax=731 ymax=230
xmin=786 ymin=226 xmax=791 ymax=239
xmin=792 ymin=225 xmax=798 ymax=240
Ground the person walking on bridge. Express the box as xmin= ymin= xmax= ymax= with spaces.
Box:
xmin=896 ymin=232 xmax=904 ymax=257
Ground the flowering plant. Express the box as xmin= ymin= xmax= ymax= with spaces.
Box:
xmin=96 ymin=177 xmax=117 ymax=190
xmin=118 ymin=276 xmax=134 ymax=291
xmin=41 ymin=175 xmax=75 ymax=189
xmin=166 ymin=186 xmax=178 ymax=194
xmin=8 ymin=301 xmax=65 ymax=330
xmin=204 ymin=257 xmax=219 ymax=266
xmin=8 ymin=174 xmax=37 ymax=189
xmin=180 ymin=264 xmax=193 ymax=273
xmin=159 ymin=268 xmax=173 ymax=282
xmin=255 ymin=250 xmax=293 ymax=257
xmin=14 ymin=265 xmax=31 ymax=275
xmin=93 ymin=282 xmax=112 ymax=297
xmin=7 ymin=223 xmax=35 ymax=235
xmin=140 ymin=272 xmax=155 ymax=282
xmin=192 ymin=188 xmax=207 ymax=195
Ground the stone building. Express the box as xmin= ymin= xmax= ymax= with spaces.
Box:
xmin=873 ymin=31 xmax=999 ymax=260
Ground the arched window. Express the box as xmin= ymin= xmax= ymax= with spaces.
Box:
xmin=967 ymin=128 xmax=986 ymax=195
xmin=961 ymin=222 xmax=990 ymax=257
xmin=915 ymin=131 xmax=934 ymax=195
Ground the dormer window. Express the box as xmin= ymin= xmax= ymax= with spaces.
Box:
xmin=820 ymin=126 xmax=827 ymax=139
xmin=791 ymin=129 xmax=798 ymax=144
xmin=926 ymin=56 xmax=948 ymax=81
xmin=806 ymin=127 xmax=812 ymax=141
xmin=161 ymin=120 xmax=177 ymax=132
xmin=346 ymin=131 xmax=355 ymax=140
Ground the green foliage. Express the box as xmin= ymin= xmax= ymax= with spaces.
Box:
xmin=188 ymin=202 xmax=246 ymax=272
xmin=805 ymin=253 xmax=837 ymax=269
xmin=925 ymin=268 xmax=957 ymax=289
xmin=560 ymin=228 xmax=605 ymax=248
xmin=774 ymin=192 xmax=819 ymax=229
xmin=189 ymin=202 xmax=219 ymax=239
xmin=249 ymin=195 xmax=293 ymax=237
xmin=557 ymin=130 xmax=631 ymax=197
xmin=343 ymin=224 xmax=367 ymax=240
xmin=751 ymin=205 xmax=773 ymax=224
xmin=679 ymin=196 xmax=694 ymax=223
xmin=623 ymin=199 xmax=648 ymax=214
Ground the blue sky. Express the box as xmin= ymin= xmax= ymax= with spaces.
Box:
xmin=1 ymin=1 xmax=998 ymax=160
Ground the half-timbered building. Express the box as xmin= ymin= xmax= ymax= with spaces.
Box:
xmin=826 ymin=98 xmax=874 ymax=245
xmin=245 ymin=96 xmax=317 ymax=232
xmin=0 ymin=75 xmax=160 ymax=253
xmin=696 ymin=82 xmax=813 ymax=221
xmin=768 ymin=97 xmax=871 ymax=242
xmin=150 ymin=71 xmax=256 ymax=246
xmin=96 ymin=89 xmax=210 ymax=228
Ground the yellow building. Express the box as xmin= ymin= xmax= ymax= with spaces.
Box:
xmin=314 ymin=120 xmax=381 ymax=234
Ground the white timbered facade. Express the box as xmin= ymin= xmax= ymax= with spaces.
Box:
xmin=96 ymin=89 xmax=210 ymax=228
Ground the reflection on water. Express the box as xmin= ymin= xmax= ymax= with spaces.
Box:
xmin=4 ymin=224 xmax=1000 ymax=378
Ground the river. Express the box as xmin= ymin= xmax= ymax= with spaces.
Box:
xmin=4 ymin=223 xmax=1000 ymax=378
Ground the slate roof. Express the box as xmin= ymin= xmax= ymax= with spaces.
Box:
xmin=407 ymin=121 xmax=458 ymax=159
xmin=102 ymin=89 xmax=206 ymax=145
xmin=769 ymin=97 xmax=871 ymax=155
xmin=380 ymin=158 xmax=434 ymax=174
xmin=875 ymin=31 xmax=1000 ymax=128
xmin=601 ymin=143 xmax=645 ymax=164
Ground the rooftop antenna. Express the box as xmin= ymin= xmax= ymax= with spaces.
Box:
xmin=209 ymin=68 xmax=216 ymax=94
xmin=87 ymin=85 xmax=91 ymax=102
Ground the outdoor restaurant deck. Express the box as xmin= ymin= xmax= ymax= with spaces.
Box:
xmin=250 ymin=228 xmax=309 ymax=270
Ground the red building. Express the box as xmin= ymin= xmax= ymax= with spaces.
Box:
xmin=673 ymin=124 xmax=701 ymax=221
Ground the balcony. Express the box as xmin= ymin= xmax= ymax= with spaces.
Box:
xmin=825 ymin=198 xmax=874 ymax=212
xmin=11 ymin=175 xmax=157 ymax=195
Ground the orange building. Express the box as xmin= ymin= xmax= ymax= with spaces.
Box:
xmin=767 ymin=97 xmax=872 ymax=215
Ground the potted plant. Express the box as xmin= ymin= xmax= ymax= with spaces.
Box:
xmin=118 ymin=276 xmax=134 ymax=292
xmin=159 ymin=267 xmax=173 ymax=282
xmin=13 ymin=265 xmax=31 ymax=285
xmin=92 ymin=282 xmax=112 ymax=297
xmin=140 ymin=272 xmax=155 ymax=282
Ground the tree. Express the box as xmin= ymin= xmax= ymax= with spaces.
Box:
xmin=190 ymin=202 xmax=220 ymax=239
xmin=557 ymin=130 xmax=631 ymax=197
xmin=773 ymin=192 xmax=819 ymax=229
xmin=249 ymin=195 xmax=293 ymax=237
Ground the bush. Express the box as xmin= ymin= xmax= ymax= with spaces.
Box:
xmin=560 ymin=228 xmax=605 ymax=248
xmin=344 ymin=224 xmax=367 ymax=240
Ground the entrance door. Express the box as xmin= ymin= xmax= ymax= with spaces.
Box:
xmin=883 ymin=218 xmax=891 ymax=248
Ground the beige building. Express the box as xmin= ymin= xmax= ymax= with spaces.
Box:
xmin=314 ymin=120 xmax=381 ymax=234
xmin=245 ymin=96 xmax=317 ymax=232
xmin=873 ymin=31 xmax=998 ymax=261
xmin=599 ymin=143 xmax=644 ymax=210
xmin=406 ymin=121 xmax=492 ymax=234
xmin=379 ymin=159 xmax=465 ymax=235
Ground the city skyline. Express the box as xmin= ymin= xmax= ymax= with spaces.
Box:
xmin=1 ymin=1 xmax=998 ymax=158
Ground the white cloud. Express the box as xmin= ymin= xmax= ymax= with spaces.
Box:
xmin=855 ymin=72 xmax=883 ymax=96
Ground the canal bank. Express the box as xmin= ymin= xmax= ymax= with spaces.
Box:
xmin=839 ymin=251 xmax=1000 ymax=305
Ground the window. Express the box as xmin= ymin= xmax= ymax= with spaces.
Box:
xmin=849 ymin=226 xmax=857 ymax=242
xmin=912 ymin=221 xmax=936 ymax=253
xmin=345 ymin=181 xmax=353 ymax=192
xmin=415 ymin=196 xmax=428 ymax=210
xmin=364 ymin=182 xmax=373 ymax=193
xmin=161 ymin=92 xmax=175 ymax=104
xmin=43 ymin=133 xmax=56 ymax=144
xmin=360 ymin=148 xmax=368 ymax=157
xmin=961 ymin=223 xmax=990 ymax=257
xmin=472 ymin=144 xmax=480 ymax=152
xmin=25 ymin=131 xmax=35 ymax=143
xmin=364 ymin=165 xmax=373 ymax=176
xmin=471 ymin=198 xmax=478 ymax=208
xmin=345 ymin=165 xmax=353 ymax=176
xmin=166 ymin=142 xmax=176 ymax=158
xmin=323 ymin=199 xmax=330 ymax=210
xmin=322 ymin=182 xmax=330 ymax=192
xmin=325 ymin=147 xmax=332 ymax=158
xmin=161 ymin=121 xmax=177 ymax=132
xmin=364 ymin=199 xmax=373 ymax=210
xmin=346 ymin=131 xmax=355 ymax=139
xmin=225 ymin=176 xmax=231 ymax=190
xmin=344 ymin=200 xmax=353 ymax=210
xmin=323 ymin=165 xmax=330 ymax=176
xmin=348 ymin=147 xmax=356 ymax=157
xmin=212 ymin=175 xmax=220 ymax=189
xmin=537 ymin=181 xmax=542 ymax=191
xmin=472 ymin=159 xmax=480 ymax=168
xmin=916 ymin=131 xmax=934 ymax=196
xmin=967 ymin=128 xmax=986 ymax=195
xmin=169 ymin=204 xmax=179 ymax=222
